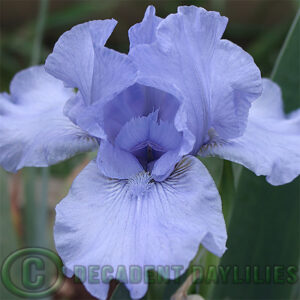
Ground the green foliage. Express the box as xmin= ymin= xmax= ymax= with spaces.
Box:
xmin=272 ymin=10 xmax=300 ymax=111
xmin=210 ymin=10 xmax=300 ymax=299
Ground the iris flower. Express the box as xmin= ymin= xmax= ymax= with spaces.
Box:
xmin=0 ymin=5 xmax=299 ymax=300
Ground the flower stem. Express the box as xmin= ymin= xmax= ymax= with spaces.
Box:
xmin=24 ymin=0 xmax=49 ymax=249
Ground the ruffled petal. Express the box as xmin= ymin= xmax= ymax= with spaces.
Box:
xmin=200 ymin=79 xmax=300 ymax=185
xmin=45 ymin=20 xmax=117 ymax=103
xmin=54 ymin=156 xmax=227 ymax=299
xmin=210 ymin=40 xmax=262 ymax=139
xmin=128 ymin=5 xmax=162 ymax=49
xmin=0 ymin=66 xmax=97 ymax=172
xmin=61 ymin=48 xmax=137 ymax=139
xmin=130 ymin=6 xmax=228 ymax=152
xmin=90 ymin=47 xmax=137 ymax=104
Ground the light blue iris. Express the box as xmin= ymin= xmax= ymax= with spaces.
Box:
xmin=0 ymin=5 xmax=299 ymax=300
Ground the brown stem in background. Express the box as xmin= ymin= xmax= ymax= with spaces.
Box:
xmin=10 ymin=171 xmax=24 ymax=244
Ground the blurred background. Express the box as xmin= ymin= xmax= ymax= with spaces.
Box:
xmin=0 ymin=0 xmax=299 ymax=300
xmin=1 ymin=0 xmax=299 ymax=90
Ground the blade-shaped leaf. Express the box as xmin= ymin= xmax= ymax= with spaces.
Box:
xmin=210 ymin=9 xmax=300 ymax=299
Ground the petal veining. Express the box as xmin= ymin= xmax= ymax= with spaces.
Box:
xmin=0 ymin=66 xmax=97 ymax=172
xmin=200 ymin=79 xmax=300 ymax=185
xmin=54 ymin=156 xmax=227 ymax=299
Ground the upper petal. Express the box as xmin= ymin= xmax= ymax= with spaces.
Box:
xmin=90 ymin=47 xmax=137 ymax=104
xmin=45 ymin=19 xmax=137 ymax=112
xmin=210 ymin=40 xmax=262 ymax=139
xmin=200 ymin=79 xmax=300 ymax=185
xmin=0 ymin=66 xmax=97 ymax=172
xmin=128 ymin=5 xmax=162 ymax=49
xmin=54 ymin=156 xmax=227 ymax=299
xmin=60 ymin=46 xmax=138 ymax=138
xmin=45 ymin=20 xmax=117 ymax=103
xmin=130 ymin=6 xmax=228 ymax=152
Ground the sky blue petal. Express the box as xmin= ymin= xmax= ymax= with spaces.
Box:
xmin=200 ymin=79 xmax=300 ymax=185
xmin=54 ymin=156 xmax=227 ymax=299
xmin=130 ymin=6 xmax=228 ymax=153
xmin=210 ymin=40 xmax=262 ymax=139
xmin=249 ymin=78 xmax=284 ymax=119
xmin=61 ymin=50 xmax=137 ymax=139
xmin=90 ymin=47 xmax=137 ymax=104
xmin=151 ymin=150 xmax=182 ymax=181
xmin=45 ymin=20 xmax=117 ymax=104
xmin=47 ymin=21 xmax=138 ymax=140
xmin=97 ymin=140 xmax=143 ymax=179
xmin=128 ymin=5 xmax=162 ymax=49
xmin=0 ymin=66 xmax=97 ymax=172
xmin=64 ymin=92 xmax=107 ymax=139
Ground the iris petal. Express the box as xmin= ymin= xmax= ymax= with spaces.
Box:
xmin=129 ymin=5 xmax=162 ymax=49
xmin=45 ymin=20 xmax=117 ymax=103
xmin=102 ymin=84 xmax=181 ymax=141
xmin=200 ymin=79 xmax=300 ymax=185
xmin=0 ymin=66 xmax=97 ymax=172
xmin=210 ymin=40 xmax=262 ymax=139
xmin=54 ymin=156 xmax=227 ymax=299
xmin=46 ymin=20 xmax=138 ymax=139
xmin=130 ymin=6 xmax=228 ymax=152
xmin=97 ymin=140 xmax=143 ymax=179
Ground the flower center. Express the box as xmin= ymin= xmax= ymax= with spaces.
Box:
xmin=127 ymin=171 xmax=153 ymax=200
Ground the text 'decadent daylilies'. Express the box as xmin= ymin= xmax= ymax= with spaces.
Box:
xmin=0 ymin=5 xmax=299 ymax=300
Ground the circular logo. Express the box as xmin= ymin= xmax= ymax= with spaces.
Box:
xmin=1 ymin=248 xmax=64 ymax=298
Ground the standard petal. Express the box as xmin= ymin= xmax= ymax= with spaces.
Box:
xmin=200 ymin=79 xmax=300 ymax=185
xmin=130 ymin=6 xmax=228 ymax=152
xmin=54 ymin=156 xmax=226 ymax=299
xmin=91 ymin=47 xmax=137 ymax=104
xmin=210 ymin=40 xmax=262 ymax=139
xmin=45 ymin=20 xmax=117 ymax=103
xmin=128 ymin=5 xmax=162 ymax=49
xmin=0 ymin=66 xmax=97 ymax=172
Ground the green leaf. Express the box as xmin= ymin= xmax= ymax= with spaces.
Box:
xmin=210 ymin=10 xmax=300 ymax=299
xmin=196 ymin=160 xmax=235 ymax=299
xmin=110 ymin=283 xmax=131 ymax=300
xmin=218 ymin=160 xmax=235 ymax=222
xmin=271 ymin=9 xmax=300 ymax=111
xmin=23 ymin=0 xmax=49 ymax=249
